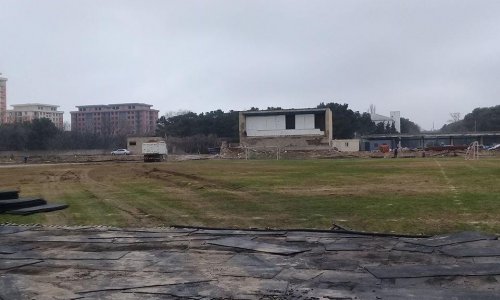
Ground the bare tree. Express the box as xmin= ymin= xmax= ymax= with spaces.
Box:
xmin=369 ymin=104 xmax=376 ymax=114
xmin=63 ymin=121 xmax=71 ymax=131
xmin=448 ymin=112 xmax=461 ymax=123
xmin=163 ymin=110 xmax=191 ymax=118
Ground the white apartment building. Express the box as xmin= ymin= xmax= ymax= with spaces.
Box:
xmin=7 ymin=103 xmax=64 ymax=129
xmin=370 ymin=111 xmax=401 ymax=133
xmin=0 ymin=75 xmax=7 ymax=124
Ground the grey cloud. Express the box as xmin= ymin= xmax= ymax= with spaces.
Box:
xmin=1 ymin=0 xmax=499 ymax=129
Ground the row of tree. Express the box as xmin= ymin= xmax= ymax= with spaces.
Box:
xmin=440 ymin=105 xmax=500 ymax=133
xmin=156 ymin=110 xmax=239 ymax=140
xmin=0 ymin=102 xmax=424 ymax=151
xmin=155 ymin=102 xmax=421 ymax=141
xmin=0 ymin=119 xmax=126 ymax=151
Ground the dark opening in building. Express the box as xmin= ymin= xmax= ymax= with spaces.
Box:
xmin=314 ymin=113 xmax=325 ymax=131
xmin=285 ymin=114 xmax=295 ymax=129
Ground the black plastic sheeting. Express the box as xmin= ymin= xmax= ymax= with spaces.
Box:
xmin=208 ymin=237 xmax=309 ymax=255
xmin=0 ymin=225 xmax=499 ymax=299
xmin=441 ymin=240 xmax=500 ymax=257
xmin=401 ymin=231 xmax=495 ymax=247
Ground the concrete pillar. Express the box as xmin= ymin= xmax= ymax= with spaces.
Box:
xmin=239 ymin=112 xmax=246 ymax=146
xmin=324 ymin=108 xmax=333 ymax=145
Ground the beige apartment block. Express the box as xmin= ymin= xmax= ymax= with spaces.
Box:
xmin=6 ymin=103 xmax=64 ymax=129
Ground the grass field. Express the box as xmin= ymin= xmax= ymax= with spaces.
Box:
xmin=1 ymin=157 xmax=499 ymax=235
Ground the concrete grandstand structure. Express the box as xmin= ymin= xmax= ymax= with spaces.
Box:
xmin=239 ymin=108 xmax=333 ymax=149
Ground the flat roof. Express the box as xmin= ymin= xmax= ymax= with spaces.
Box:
xmin=370 ymin=113 xmax=393 ymax=121
xmin=11 ymin=103 xmax=59 ymax=108
xmin=75 ymin=103 xmax=153 ymax=108
xmin=242 ymin=108 xmax=329 ymax=115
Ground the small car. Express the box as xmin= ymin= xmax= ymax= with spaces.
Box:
xmin=111 ymin=149 xmax=130 ymax=155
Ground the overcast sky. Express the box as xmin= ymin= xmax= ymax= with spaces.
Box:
xmin=1 ymin=0 xmax=499 ymax=130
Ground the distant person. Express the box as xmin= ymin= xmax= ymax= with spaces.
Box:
xmin=394 ymin=147 xmax=398 ymax=158
xmin=23 ymin=156 xmax=28 ymax=163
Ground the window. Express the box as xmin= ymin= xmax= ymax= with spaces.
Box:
xmin=129 ymin=141 xmax=136 ymax=146
xmin=285 ymin=114 xmax=295 ymax=129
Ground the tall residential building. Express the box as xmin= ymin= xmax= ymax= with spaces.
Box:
xmin=6 ymin=103 xmax=64 ymax=129
xmin=0 ymin=75 xmax=7 ymax=124
xmin=70 ymin=103 xmax=159 ymax=136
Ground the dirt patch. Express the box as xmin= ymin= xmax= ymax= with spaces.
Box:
xmin=60 ymin=170 xmax=81 ymax=182
xmin=143 ymin=168 xmax=240 ymax=191
xmin=275 ymin=182 xmax=446 ymax=197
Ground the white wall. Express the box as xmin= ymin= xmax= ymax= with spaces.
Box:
xmin=332 ymin=139 xmax=360 ymax=152
xmin=246 ymin=114 xmax=322 ymax=137
xmin=390 ymin=111 xmax=401 ymax=133
xmin=295 ymin=114 xmax=315 ymax=129
xmin=246 ymin=115 xmax=285 ymax=132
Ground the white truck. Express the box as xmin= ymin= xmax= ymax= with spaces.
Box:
xmin=142 ymin=141 xmax=168 ymax=162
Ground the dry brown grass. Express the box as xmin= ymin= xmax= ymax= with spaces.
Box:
xmin=1 ymin=157 xmax=499 ymax=234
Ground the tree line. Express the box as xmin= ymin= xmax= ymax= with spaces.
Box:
xmin=440 ymin=105 xmax=500 ymax=133
xmin=0 ymin=102 xmax=423 ymax=152
xmin=156 ymin=102 xmax=421 ymax=141
xmin=0 ymin=118 xmax=126 ymax=151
